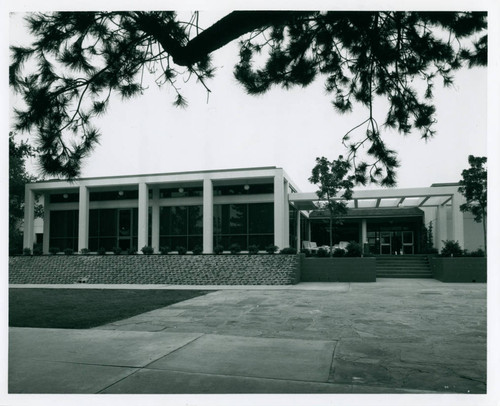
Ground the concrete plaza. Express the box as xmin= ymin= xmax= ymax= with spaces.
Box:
xmin=8 ymin=279 xmax=486 ymax=395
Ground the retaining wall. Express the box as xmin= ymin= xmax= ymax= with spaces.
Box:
xmin=9 ymin=254 xmax=301 ymax=285
xmin=430 ymin=257 xmax=486 ymax=283
xmin=300 ymin=257 xmax=376 ymax=282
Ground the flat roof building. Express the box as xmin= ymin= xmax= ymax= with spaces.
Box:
xmin=23 ymin=167 xmax=485 ymax=255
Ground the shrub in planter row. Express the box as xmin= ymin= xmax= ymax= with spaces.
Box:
xmin=332 ymin=248 xmax=345 ymax=257
xmin=345 ymin=241 xmax=362 ymax=257
xmin=80 ymin=248 xmax=90 ymax=255
xmin=49 ymin=247 xmax=60 ymax=255
xmin=127 ymin=247 xmax=138 ymax=255
xmin=440 ymin=240 xmax=463 ymax=257
xmin=23 ymin=247 xmax=31 ymax=256
xmin=112 ymin=246 xmax=122 ymax=255
xmin=316 ymin=248 xmax=328 ymax=257
xmin=159 ymin=246 xmax=170 ymax=255
xmin=141 ymin=246 xmax=154 ymax=255
xmin=230 ymin=243 xmax=241 ymax=254
xmin=33 ymin=244 xmax=43 ymax=256
xmin=248 ymin=244 xmax=260 ymax=255
xmin=192 ymin=245 xmax=203 ymax=255
xmin=176 ymin=246 xmax=187 ymax=255
xmin=214 ymin=245 xmax=224 ymax=255
xmin=97 ymin=247 xmax=107 ymax=255
xmin=265 ymin=244 xmax=278 ymax=254
xmin=280 ymin=247 xmax=297 ymax=255
xmin=64 ymin=248 xmax=74 ymax=255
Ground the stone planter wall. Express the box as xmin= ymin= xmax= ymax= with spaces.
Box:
xmin=9 ymin=254 xmax=301 ymax=285
xmin=430 ymin=257 xmax=486 ymax=283
xmin=300 ymin=257 xmax=376 ymax=282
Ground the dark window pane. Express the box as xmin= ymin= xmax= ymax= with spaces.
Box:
xmin=187 ymin=236 xmax=203 ymax=251
xmin=160 ymin=207 xmax=187 ymax=236
xmin=249 ymin=203 xmax=273 ymax=234
xmin=188 ymin=206 xmax=203 ymax=235
xmin=89 ymin=210 xmax=99 ymax=237
xmin=249 ymin=235 xmax=274 ymax=250
xmin=99 ymin=209 xmax=117 ymax=237
xmin=228 ymin=204 xmax=247 ymax=234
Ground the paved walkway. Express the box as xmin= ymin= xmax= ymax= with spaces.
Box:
xmin=9 ymin=279 xmax=486 ymax=395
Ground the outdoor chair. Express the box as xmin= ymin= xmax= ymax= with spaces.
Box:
xmin=302 ymin=241 xmax=320 ymax=253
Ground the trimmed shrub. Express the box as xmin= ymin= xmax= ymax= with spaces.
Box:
xmin=49 ymin=247 xmax=60 ymax=255
xmin=300 ymin=248 xmax=312 ymax=257
xmin=469 ymin=248 xmax=485 ymax=257
xmin=265 ymin=244 xmax=278 ymax=254
xmin=159 ymin=246 xmax=170 ymax=255
xmin=64 ymin=248 xmax=74 ymax=255
xmin=80 ymin=248 xmax=90 ymax=255
xmin=192 ymin=245 xmax=203 ymax=255
xmin=280 ymin=247 xmax=297 ymax=255
xmin=230 ymin=243 xmax=241 ymax=254
xmin=127 ymin=247 xmax=138 ymax=255
xmin=112 ymin=246 xmax=122 ymax=255
xmin=23 ymin=248 xmax=31 ymax=256
xmin=317 ymin=248 xmax=328 ymax=257
xmin=97 ymin=247 xmax=107 ymax=255
xmin=248 ymin=244 xmax=259 ymax=255
xmin=214 ymin=245 xmax=224 ymax=255
xmin=440 ymin=240 xmax=463 ymax=257
xmin=332 ymin=248 xmax=345 ymax=257
xmin=345 ymin=241 xmax=362 ymax=257
xmin=33 ymin=244 xmax=43 ymax=256
xmin=176 ymin=246 xmax=187 ymax=255
xmin=141 ymin=246 xmax=154 ymax=255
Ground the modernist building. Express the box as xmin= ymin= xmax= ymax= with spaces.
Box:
xmin=23 ymin=167 xmax=485 ymax=255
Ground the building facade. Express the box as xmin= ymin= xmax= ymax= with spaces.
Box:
xmin=23 ymin=167 xmax=485 ymax=254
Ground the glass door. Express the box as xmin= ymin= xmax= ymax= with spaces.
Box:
xmin=402 ymin=231 xmax=414 ymax=254
xmin=380 ymin=232 xmax=392 ymax=254
xmin=118 ymin=209 xmax=132 ymax=251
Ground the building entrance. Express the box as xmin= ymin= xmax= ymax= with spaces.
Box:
xmin=379 ymin=231 xmax=414 ymax=255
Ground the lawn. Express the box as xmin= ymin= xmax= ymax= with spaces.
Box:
xmin=9 ymin=288 xmax=213 ymax=329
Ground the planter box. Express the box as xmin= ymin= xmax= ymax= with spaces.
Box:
xmin=300 ymin=257 xmax=376 ymax=282
xmin=430 ymin=257 xmax=486 ymax=283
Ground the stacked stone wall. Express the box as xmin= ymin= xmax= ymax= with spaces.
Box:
xmin=9 ymin=254 xmax=301 ymax=285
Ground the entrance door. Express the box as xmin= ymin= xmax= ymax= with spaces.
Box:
xmin=380 ymin=232 xmax=392 ymax=254
xmin=118 ymin=209 xmax=132 ymax=251
xmin=379 ymin=230 xmax=414 ymax=255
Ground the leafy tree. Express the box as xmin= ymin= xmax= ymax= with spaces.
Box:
xmin=458 ymin=155 xmax=487 ymax=255
xmin=309 ymin=156 xmax=354 ymax=256
xmin=10 ymin=11 xmax=487 ymax=180
xmin=9 ymin=133 xmax=40 ymax=254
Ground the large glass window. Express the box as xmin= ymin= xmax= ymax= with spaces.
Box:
xmin=49 ymin=210 xmax=79 ymax=251
xmin=213 ymin=203 xmax=273 ymax=250
xmin=159 ymin=206 xmax=203 ymax=250
xmin=88 ymin=208 xmax=138 ymax=251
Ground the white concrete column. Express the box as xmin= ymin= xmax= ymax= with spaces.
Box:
xmin=42 ymin=194 xmax=50 ymax=254
xmin=78 ymin=186 xmax=89 ymax=252
xmin=436 ymin=204 xmax=448 ymax=251
xmin=22 ymin=186 xmax=35 ymax=251
xmin=361 ymin=219 xmax=368 ymax=249
xmin=203 ymin=178 xmax=213 ymax=253
xmin=151 ymin=187 xmax=160 ymax=253
xmin=451 ymin=193 xmax=465 ymax=248
xmin=274 ymin=173 xmax=286 ymax=249
xmin=296 ymin=210 xmax=301 ymax=252
xmin=138 ymin=182 xmax=149 ymax=251
xmin=283 ymin=179 xmax=290 ymax=248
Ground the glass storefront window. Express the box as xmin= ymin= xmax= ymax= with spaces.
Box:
xmin=159 ymin=206 xmax=203 ymax=250
xmin=213 ymin=203 xmax=273 ymax=250
xmin=49 ymin=210 xmax=79 ymax=251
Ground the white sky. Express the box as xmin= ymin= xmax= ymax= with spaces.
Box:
xmin=7 ymin=8 xmax=489 ymax=192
